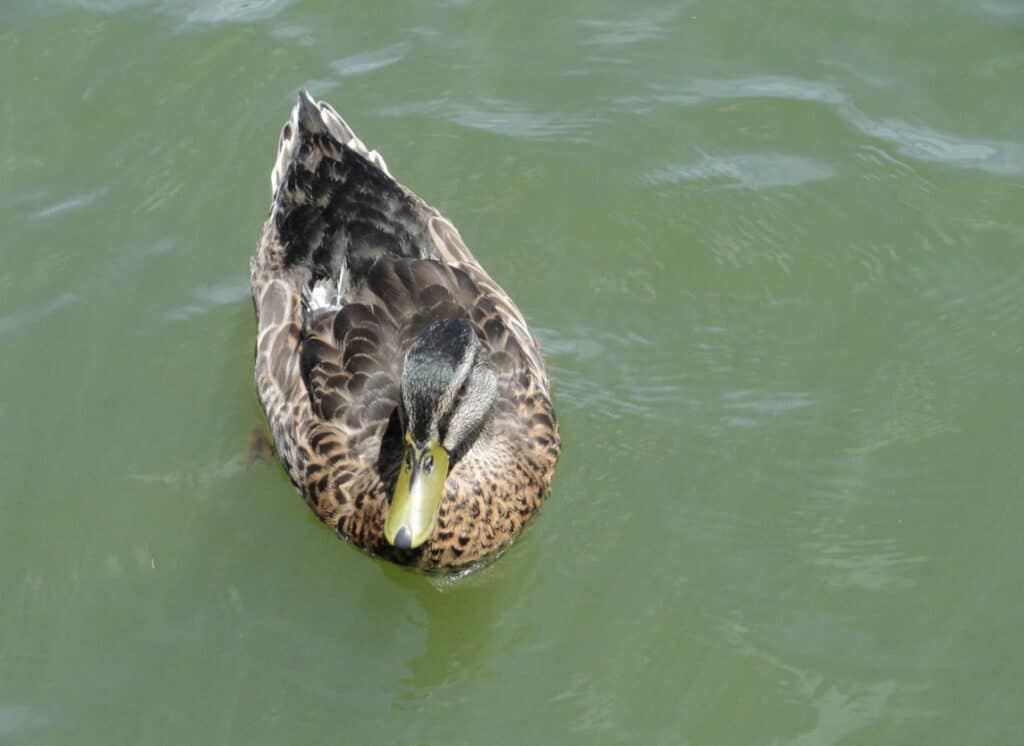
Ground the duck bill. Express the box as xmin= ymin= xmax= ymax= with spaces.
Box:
xmin=384 ymin=437 xmax=450 ymax=550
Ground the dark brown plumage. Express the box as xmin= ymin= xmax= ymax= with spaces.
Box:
xmin=249 ymin=91 xmax=559 ymax=569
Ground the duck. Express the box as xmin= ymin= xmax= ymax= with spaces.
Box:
xmin=249 ymin=91 xmax=560 ymax=569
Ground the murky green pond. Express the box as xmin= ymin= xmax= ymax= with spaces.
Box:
xmin=3 ymin=1 xmax=1023 ymax=743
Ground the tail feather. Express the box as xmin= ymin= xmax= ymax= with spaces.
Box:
xmin=259 ymin=90 xmax=430 ymax=290
xmin=270 ymin=90 xmax=390 ymax=198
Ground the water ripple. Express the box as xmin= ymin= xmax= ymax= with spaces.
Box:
xmin=377 ymin=98 xmax=597 ymax=144
xmin=648 ymin=153 xmax=835 ymax=190
xmin=162 ymin=280 xmax=250 ymax=322
xmin=845 ymin=113 xmax=1024 ymax=178
xmin=722 ymin=619 xmax=912 ymax=741
xmin=31 ymin=187 xmax=109 ymax=221
xmin=650 ymin=74 xmax=1024 ymax=178
xmin=579 ymin=5 xmax=685 ymax=47
xmin=806 ymin=535 xmax=929 ymax=592
xmin=976 ymin=0 xmax=1024 ymax=22
xmin=331 ymin=42 xmax=408 ymax=78
xmin=0 ymin=293 xmax=78 ymax=337
xmin=686 ymin=75 xmax=847 ymax=106
xmin=541 ymin=326 xmax=685 ymax=424
xmin=60 ymin=0 xmax=294 ymax=22
xmin=179 ymin=0 xmax=294 ymax=24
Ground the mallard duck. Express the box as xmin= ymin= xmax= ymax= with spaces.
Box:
xmin=249 ymin=91 xmax=560 ymax=569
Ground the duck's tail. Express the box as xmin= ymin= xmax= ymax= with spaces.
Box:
xmin=257 ymin=89 xmax=409 ymax=285
xmin=270 ymin=89 xmax=391 ymax=200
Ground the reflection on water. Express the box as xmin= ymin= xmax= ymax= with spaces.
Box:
xmin=383 ymin=549 xmax=542 ymax=709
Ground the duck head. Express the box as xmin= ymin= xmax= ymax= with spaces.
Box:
xmin=384 ymin=318 xmax=497 ymax=550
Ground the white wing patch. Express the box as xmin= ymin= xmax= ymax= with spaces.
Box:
xmin=304 ymin=260 xmax=348 ymax=313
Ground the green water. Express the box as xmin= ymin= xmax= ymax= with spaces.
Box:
xmin=3 ymin=0 xmax=1023 ymax=742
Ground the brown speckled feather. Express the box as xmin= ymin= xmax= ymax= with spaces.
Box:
xmin=250 ymin=92 xmax=559 ymax=568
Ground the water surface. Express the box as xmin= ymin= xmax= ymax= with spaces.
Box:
xmin=2 ymin=1 xmax=1023 ymax=743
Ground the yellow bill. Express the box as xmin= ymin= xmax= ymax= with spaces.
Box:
xmin=384 ymin=435 xmax=450 ymax=550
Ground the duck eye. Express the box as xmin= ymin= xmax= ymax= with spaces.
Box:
xmin=422 ymin=455 xmax=434 ymax=474
xmin=457 ymin=380 xmax=469 ymax=400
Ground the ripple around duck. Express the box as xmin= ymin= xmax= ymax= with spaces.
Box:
xmin=975 ymin=0 xmax=1024 ymax=22
xmin=447 ymin=101 xmax=599 ymax=144
xmin=161 ymin=280 xmax=250 ymax=323
xmin=685 ymin=75 xmax=848 ymax=106
xmin=30 ymin=187 xmax=109 ymax=221
xmin=540 ymin=325 xmax=822 ymax=437
xmin=176 ymin=0 xmax=295 ymax=24
xmin=630 ymin=73 xmax=1024 ymax=180
xmin=844 ymin=113 xmax=1024 ymax=178
xmin=540 ymin=326 xmax=686 ymax=425
xmin=330 ymin=42 xmax=409 ymax=78
xmin=578 ymin=5 xmax=684 ymax=47
xmin=644 ymin=74 xmax=1024 ymax=178
xmin=57 ymin=0 xmax=294 ymax=22
xmin=721 ymin=618 xmax=915 ymax=742
xmin=55 ymin=0 xmax=148 ymax=12
xmin=647 ymin=153 xmax=836 ymax=190
xmin=0 ymin=293 xmax=78 ymax=337
xmin=376 ymin=99 xmax=598 ymax=144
